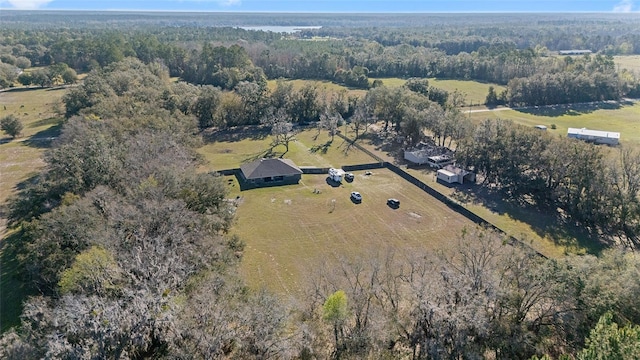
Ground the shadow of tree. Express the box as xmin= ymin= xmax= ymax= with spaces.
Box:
xmin=447 ymin=183 xmax=607 ymax=254
xmin=0 ymin=229 xmax=33 ymax=332
xmin=202 ymin=125 xmax=270 ymax=143
xmin=23 ymin=123 xmax=63 ymax=149
xmin=29 ymin=117 xmax=61 ymax=129
xmin=309 ymin=140 xmax=332 ymax=154
xmin=516 ymin=101 xmax=622 ymax=117
xmin=241 ymin=146 xmax=288 ymax=164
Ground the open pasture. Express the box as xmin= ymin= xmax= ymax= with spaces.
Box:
xmin=0 ymin=87 xmax=66 ymax=208
xmin=0 ymin=87 xmax=66 ymax=331
xmin=370 ymin=77 xmax=505 ymax=106
xmin=266 ymin=79 xmax=367 ymax=98
xmin=614 ymin=55 xmax=640 ymax=73
xmin=199 ymin=127 xmax=376 ymax=171
xmin=401 ymin=167 xmax=596 ymax=257
xmin=231 ymin=168 xmax=477 ymax=295
xmin=468 ymin=100 xmax=640 ymax=147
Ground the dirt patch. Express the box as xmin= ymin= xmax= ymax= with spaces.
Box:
xmin=408 ymin=212 xmax=422 ymax=218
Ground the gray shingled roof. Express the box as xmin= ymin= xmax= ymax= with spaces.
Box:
xmin=240 ymin=158 xmax=302 ymax=180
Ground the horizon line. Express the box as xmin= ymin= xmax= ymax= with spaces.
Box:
xmin=1 ymin=9 xmax=638 ymax=14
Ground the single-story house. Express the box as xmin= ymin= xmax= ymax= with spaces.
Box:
xmin=567 ymin=127 xmax=620 ymax=145
xmin=240 ymin=158 xmax=303 ymax=186
xmin=534 ymin=125 xmax=547 ymax=131
xmin=437 ymin=165 xmax=475 ymax=184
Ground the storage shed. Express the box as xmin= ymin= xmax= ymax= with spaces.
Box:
xmin=437 ymin=165 xmax=475 ymax=184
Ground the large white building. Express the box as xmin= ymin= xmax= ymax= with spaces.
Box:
xmin=567 ymin=128 xmax=620 ymax=145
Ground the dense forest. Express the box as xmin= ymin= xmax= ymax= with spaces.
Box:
xmin=1 ymin=11 xmax=640 ymax=359
xmin=2 ymin=11 xmax=640 ymax=102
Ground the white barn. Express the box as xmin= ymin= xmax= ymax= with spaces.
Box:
xmin=567 ymin=128 xmax=620 ymax=145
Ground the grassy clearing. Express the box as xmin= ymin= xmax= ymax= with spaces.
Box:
xmin=469 ymin=101 xmax=640 ymax=147
xmin=0 ymin=87 xmax=65 ymax=203
xmin=428 ymin=78 xmax=505 ymax=107
xmin=614 ymin=55 xmax=640 ymax=73
xmin=370 ymin=77 xmax=505 ymax=106
xmin=401 ymin=167 xmax=598 ymax=257
xmin=369 ymin=77 xmax=407 ymax=88
xmin=198 ymin=127 xmax=375 ymax=171
xmin=266 ymin=79 xmax=367 ymax=98
xmin=232 ymin=169 xmax=477 ymax=296
xmin=349 ymin=128 xmax=591 ymax=257
xmin=0 ymin=87 xmax=66 ymax=332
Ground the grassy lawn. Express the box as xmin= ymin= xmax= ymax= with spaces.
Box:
xmin=401 ymin=167 xmax=600 ymax=257
xmin=198 ymin=127 xmax=376 ymax=171
xmin=266 ymin=77 xmax=505 ymax=107
xmin=0 ymin=87 xmax=66 ymax=332
xmin=468 ymin=101 xmax=640 ymax=147
xmin=614 ymin=55 xmax=640 ymax=73
xmin=370 ymin=77 xmax=505 ymax=106
xmin=231 ymin=169 xmax=477 ymax=296
xmin=428 ymin=78 xmax=505 ymax=107
xmin=349 ymin=128 xmax=600 ymax=257
xmin=266 ymin=79 xmax=367 ymax=98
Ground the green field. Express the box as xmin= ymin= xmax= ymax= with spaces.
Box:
xmin=614 ymin=55 xmax=640 ymax=73
xmin=468 ymin=101 xmax=640 ymax=147
xmin=266 ymin=79 xmax=367 ymax=98
xmin=199 ymin=127 xmax=376 ymax=171
xmin=370 ymin=77 xmax=505 ymax=106
xmin=199 ymin=128 xmax=481 ymax=295
xmin=230 ymin=169 xmax=477 ymax=296
xmin=267 ymin=77 xmax=505 ymax=107
xmin=0 ymin=87 xmax=66 ymax=331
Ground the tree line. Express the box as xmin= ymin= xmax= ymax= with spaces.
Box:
xmin=2 ymin=17 xmax=640 ymax=106
xmin=457 ymin=119 xmax=640 ymax=248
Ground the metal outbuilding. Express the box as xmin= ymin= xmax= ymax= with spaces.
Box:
xmin=567 ymin=128 xmax=620 ymax=145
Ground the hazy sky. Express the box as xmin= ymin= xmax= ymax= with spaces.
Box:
xmin=0 ymin=0 xmax=637 ymax=12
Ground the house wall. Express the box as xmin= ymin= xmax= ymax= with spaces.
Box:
xmin=594 ymin=137 xmax=619 ymax=145
xmin=247 ymin=174 xmax=301 ymax=186
xmin=569 ymin=133 xmax=619 ymax=145
xmin=437 ymin=170 xmax=458 ymax=184
xmin=404 ymin=152 xmax=428 ymax=165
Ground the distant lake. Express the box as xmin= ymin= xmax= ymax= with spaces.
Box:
xmin=238 ymin=26 xmax=322 ymax=33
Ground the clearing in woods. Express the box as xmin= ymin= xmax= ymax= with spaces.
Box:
xmin=0 ymin=86 xmax=67 ymax=332
xmin=228 ymin=169 xmax=478 ymax=296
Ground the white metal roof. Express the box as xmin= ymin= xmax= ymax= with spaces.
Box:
xmin=437 ymin=169 xmax=456 ymax=177
xmin=567 ymin=128 xmax=620 ymax=139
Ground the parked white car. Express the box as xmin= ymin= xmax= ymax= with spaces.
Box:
xmin=350 ymin=191 xmax=362 ymax=202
